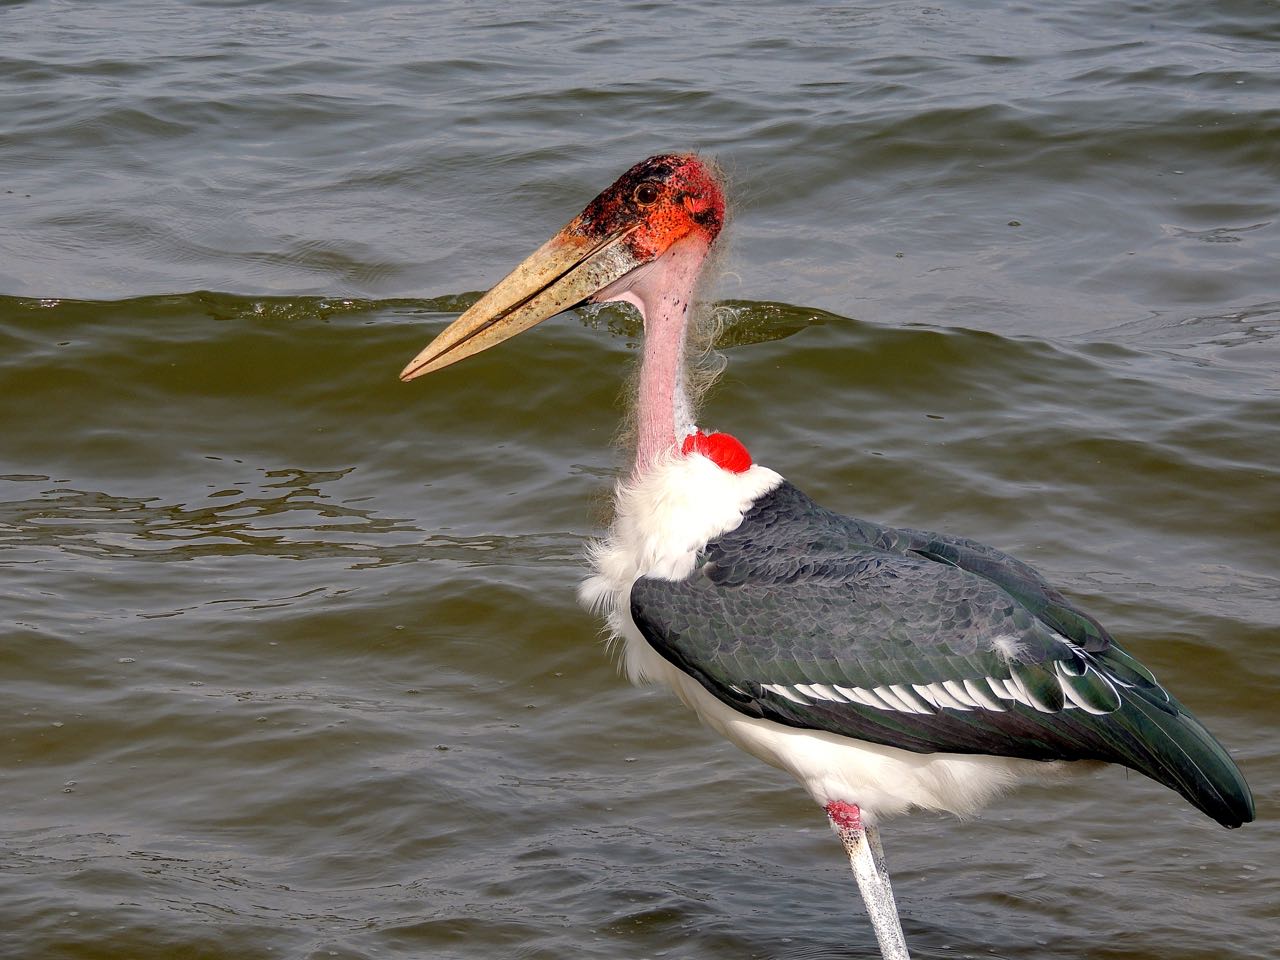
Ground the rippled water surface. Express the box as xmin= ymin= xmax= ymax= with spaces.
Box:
xmin=2 ymin=2 xmax=1277 ymax=958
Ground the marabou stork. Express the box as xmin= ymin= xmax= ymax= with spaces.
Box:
xmin=400 ymin=155 xmax=1255 ymax=959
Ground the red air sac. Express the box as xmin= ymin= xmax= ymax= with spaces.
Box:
xmin=681 ymin=431 xmax=753 ymax=473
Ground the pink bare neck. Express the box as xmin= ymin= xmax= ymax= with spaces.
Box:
xmin=597 ymin=236 xmax=711 ymax=476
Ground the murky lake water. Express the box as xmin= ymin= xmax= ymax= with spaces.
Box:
xmin=2 ymin=2 xmax=1277 ymax=958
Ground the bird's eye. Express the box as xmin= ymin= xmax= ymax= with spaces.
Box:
xmin=633 ymin=182 xmax=661 ymax=206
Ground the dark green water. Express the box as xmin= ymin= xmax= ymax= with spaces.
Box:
xmin=2 ymin=2 xmax=1276 ymax=959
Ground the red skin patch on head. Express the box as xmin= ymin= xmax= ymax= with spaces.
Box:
xmin=681 ymin=430 xmax=753 ymax=473
xmin=684 ymin=194 xmax=713 ymax=216
xmin=571 ymin=154 xmax=725 ymax=263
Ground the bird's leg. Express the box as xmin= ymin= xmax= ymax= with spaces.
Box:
xmin=826 ymin=800 xmax=911 ymax=960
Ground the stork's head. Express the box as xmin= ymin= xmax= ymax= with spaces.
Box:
xmin=400 ymin=154 xmax=725 ymax=380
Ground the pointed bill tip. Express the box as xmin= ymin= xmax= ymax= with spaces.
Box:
xmin=398 ymin=334 xmax=464 ymax=380
xmin=398 ymin=351 xmax=435 ymax=382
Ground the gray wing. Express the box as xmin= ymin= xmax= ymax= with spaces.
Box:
xmin=629 ymin=481 xmax=1254 ymax=826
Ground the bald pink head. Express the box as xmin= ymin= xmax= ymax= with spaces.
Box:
xmin=569 ymin=154 xmax=726 ymax=264
xmin=398 ymin=154 xmax=728 ymax=434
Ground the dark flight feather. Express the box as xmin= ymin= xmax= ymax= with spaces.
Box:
xmin=631 ymin=481 xmax=1254 ymax=828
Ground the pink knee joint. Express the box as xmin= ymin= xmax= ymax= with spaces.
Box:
xmin=825 ymin=799 xmax=862 ymax=831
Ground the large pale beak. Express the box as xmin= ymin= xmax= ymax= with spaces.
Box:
xmin=399 ymin=222 xmax=641 ymax=381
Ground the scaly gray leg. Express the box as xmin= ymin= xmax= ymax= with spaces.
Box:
xmin=826 ymin=800 xmax=911 ymax=960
